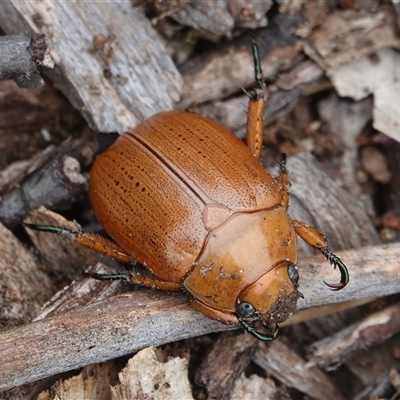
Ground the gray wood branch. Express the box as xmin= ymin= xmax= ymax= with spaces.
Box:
xmin=253 ymin=340 xmax=345 ymax=400
xmin=1 ymin=243 xmax=400 ymax=391
xmin=0 ymin=33 xmax=52 ymax=88
xmin=307 ymin=302 xmax=400 ymax=369
xmin=177 ymin=14 xmax=304 ymax=108
xmin=0 ymin=1 xmax=182 ymax=132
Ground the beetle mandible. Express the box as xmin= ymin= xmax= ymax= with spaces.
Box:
xmin=26 ymin=39 xmax=349 ymax=341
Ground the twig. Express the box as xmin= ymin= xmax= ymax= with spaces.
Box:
xmin=0 ymin=243 xmax=400 ymax=390
xmin=0 ymin=147 xmax=87 ymax=230
xmin=307 ymin=302 xmax=400 ymax=369
xmin=253 ymin=340 xmax=345 ymax=400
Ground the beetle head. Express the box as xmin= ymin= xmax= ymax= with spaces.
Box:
xmin=236 ymin=261 xmax=300 ymax=340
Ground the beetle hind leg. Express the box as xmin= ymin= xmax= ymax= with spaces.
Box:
xmin=24 ymin=223 xmax=134 ymax=264
xmin=276 ymin=153 xmax=289 ymax=209
xmin=292 ymin=220 xmax=349 ymax=290
xmin=245 ymin=37 xmax=266 ymax=161
xmin=25 ymin=223 xmax=182 ymax=291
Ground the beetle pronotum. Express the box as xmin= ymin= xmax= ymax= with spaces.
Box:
xmin=26 ymin=39 xmax=349 ymax=341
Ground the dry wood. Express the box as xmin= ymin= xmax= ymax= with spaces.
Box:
xmin=0 ymin=33 xmax=53 ymax=89
xmin=0 ymin=150 xmax=87 ymax=230
xmin=0 ymin=242 xmax=400 ymax=391
xmin=304 ymin=6 xmax=400 ymax=70
xmin=360 ymin=146 xmax=392 ymax=184
xmin=168 ymin=0 xmax=234 ymax=36
xmin=110 ymin=347 xmax=192 ymax=400
xmin=177 ymin=14 xmax=304 ymax=109
xmin=227 ymin=0 xmax=271 ymax=29
xmin=195 ymin=332 xmax=258 ymax=399
xmin=197 ymin=59 xmax=324 ymax=136
xmin=0 ymin=146 xmax=56 ymax=195
xmin=318 ymin=94 xmax=373 ymax=197
xmin=0 ymin=128 xmax=97 ymax=231
xmin=230 ymin=373 xmax=280 ymax=399
xmin=386 ymin=144 xmax=400 ymax=242
xmin=307 ymin=302 xmax=400 ymax=369
xmin=0 ymin=1 xmax=182 ymax=133
xmin=149 ymin=0 xmax=273 ymax=34
xmin=0 ymin=80 xmax=83 ymax=171
xmin=345 ymin=333 xmax=400 ymax=394
xmin=353 ymin=372 xmax=398 ymax=400
xmin=253 ymin=340 xmax=345 ymax=400
xmin=286 ymin=152 xmax=380 ymax=253
xmin=37 ymin=362 xmax=116 ymax=400
xmin=0 ymin=221 xmax=54 ymax=330
xmin=328 ymin=48 xmax=400 ymax=143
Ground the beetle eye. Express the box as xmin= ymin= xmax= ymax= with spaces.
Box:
xmin=288 ymin=264 xmax=299 ymax=285
xmin=237 ymin=301 xmax=256 ymax=319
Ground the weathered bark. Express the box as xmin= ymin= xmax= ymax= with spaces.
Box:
xmin=0 ymin=33 xmax=53 ymax=88
xmin=0 ymin=1 xmax=182 ymax=132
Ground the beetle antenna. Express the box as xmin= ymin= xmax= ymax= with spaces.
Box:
xmin=239 ymin=319 xmax=279 ymax=341
xmin=321 ymin=248 xmax=349 ymax=291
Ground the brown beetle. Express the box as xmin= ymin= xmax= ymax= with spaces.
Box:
xmin=26 ymin=40 xmax=348 ymax=340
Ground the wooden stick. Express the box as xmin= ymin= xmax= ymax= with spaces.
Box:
xmin=253 ymin=340 xmax=345 ymax=400
xmin=0 ymin=243 xmax=400 ymax=391
xmin=307 ymin=302 xmax=400 ymax=369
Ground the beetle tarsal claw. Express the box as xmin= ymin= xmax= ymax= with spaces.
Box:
xmin=320 ymin=248 xmax=349 ymax=291
xmin=239 ymin=319 xmax=279 ymax=341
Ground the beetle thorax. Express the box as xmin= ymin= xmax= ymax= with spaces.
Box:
xmin=183 ymin=206 xmax=298 ymax=314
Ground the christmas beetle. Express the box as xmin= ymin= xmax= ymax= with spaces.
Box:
xmin=26 ymin=39 xmax=349 ymax=340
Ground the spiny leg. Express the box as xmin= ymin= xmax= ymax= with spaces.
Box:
xmin=245 ymin=37 xmax=266 ymax=161
xmin=25 ymin=223 xmax=134 ymax=264
xmin=292 ymin=220 xmax=349 ymax=290
xmin=25 ymin=223 xmax=182 ymax=290
xmin=86 ymin=271 xmax=181 ymax=290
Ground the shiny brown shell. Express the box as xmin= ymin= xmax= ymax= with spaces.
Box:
xmin=90 ymin=110 xmax=282 ymax=283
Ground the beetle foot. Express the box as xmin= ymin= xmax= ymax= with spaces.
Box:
xmin=84 ymin=272 xmax=129 ymax=281
xmin=320 ymin=248 xmax=349 ymax=291
xmin=24 ymin=223 xmax=79 ymax=239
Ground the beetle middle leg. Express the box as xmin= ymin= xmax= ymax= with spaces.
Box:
xmin=292 ymin=220 xmax=349 ymax=290
xmin=87 ymin=271 xmax=181 ymax=290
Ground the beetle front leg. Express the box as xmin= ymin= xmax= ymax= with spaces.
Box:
xmin=245 ymin=37 xmax=266 ymax=161
xmin=292 ymin=220 xmax=349 ymax=290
